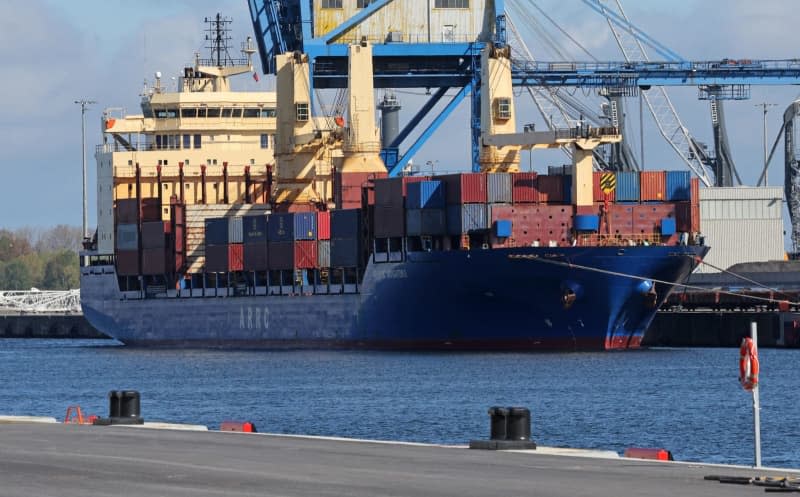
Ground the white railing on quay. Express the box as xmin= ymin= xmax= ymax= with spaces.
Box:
xmin=0 ymin=290 xmax=81 ymax=314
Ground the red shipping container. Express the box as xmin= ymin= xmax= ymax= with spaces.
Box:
xmin=335 ymin=171 xmax=388 ymax=208
xmin=511 ymin=172 xmax=538 ymax=203
xmin=441 ymin=173 xmax=487 ymax=204
xmin=690 ymin=177 xmax=700 ymax=205
xmin=675 ymin=203 xmax=691 ymax=232
xmin=142 ymin=248 xmax=166 ymax=275
xmin=691 ymin=203 xmax=700 ymax=232
xmin=173 ymin=225 xmax=185 ymax=252
xmin=115 ymin=197 xmax=161 ymax=223
xmin=317 ymin=211 xmax=331 ymax=240
xmin=294 ymin=240 xmax=318 ymax=269
xmin=115 ymin=250 xmax=139 ymax=276
xmin=640 ymin=171 xmax=666 ymax=201
xmin=536 ymin=175 xmax=564 ymax=203
xmin=228 ymin=244 xmax=244 ymax=271
xmin=272 ymin=202 xmax=317 ymax=213
xmin=593 ymin=171 xmax=616 ymax=202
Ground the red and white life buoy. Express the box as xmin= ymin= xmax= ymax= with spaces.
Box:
xmin=739 ymin=337 xmax=760 ymax=391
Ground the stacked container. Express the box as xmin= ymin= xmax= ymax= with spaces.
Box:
xmin=114 ymin=197 xmax=162 ymax=276
xmin=536 ymin=175 xmax=563 ymax=203
xmin=205 ymin=217 xmax=244 ymax=273
xmin=405 ymin=180 xmax=447 ymax=236
xmin=511 ymin=172 xmax=538 ymax=203
xmin=486 ymin=173 xmax=512 ymax=204
xmin=317 ymin=211 xmax=331 ymax=268
xmin=640 ymin=171 xmax=666 ymax=201
xmin=243 ymin=214 xmax=269 ymax=271
xmin=141 ymin=221 xmax=169 ymax=275
xmin=441 ymin=173 xmax=488 ymax=237
xmin=330 ymin=209 xmax=363 ymax=267
xmin=334 ymin=171 xmax=388 ymax=209
xmin=267 ymin=212 xmax=318 ymax=270
xmin=592 ymin=172 xmax=616 ymax=203
xmin=373 ymin=176 xmax=429 ymax=238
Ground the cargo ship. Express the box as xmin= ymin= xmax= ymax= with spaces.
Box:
xmin=80 ymin=17 xmax=708 ymax=350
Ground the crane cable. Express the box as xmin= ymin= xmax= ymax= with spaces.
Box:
xmin=508 ymin=253 xmax=800 ymax=306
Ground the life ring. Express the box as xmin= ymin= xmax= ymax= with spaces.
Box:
xmin=739 ymin=337 xmax=759 ymax=391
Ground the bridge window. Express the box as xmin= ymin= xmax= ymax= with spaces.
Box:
xmin=296 ymin=102 xmax=309 ymax=122
xmin=155 ymin=109 xmax=178 ymax=118
xmin=206 ymin=107 xmax=220 ymax=118
xmin=231 ymin=108 xmax=243 ymax=118
xmin=193 ymin=134 xmax=202 ymax=149
xmin=261 ymin=134 xmax=269 ymax=149
xmin=356 ymin=0 xmax=373 ymax=7
xmin=435 ymin=0 xmax=469 ymax=7
xmin=261 ymin=108 xmax=276 ymax=118
xmin=221 ymin=108 xmax=233 ymax=118
xmin=183 ymin=134 xmax=191 ymax=149
xmin=181 ymin=108 xmax=197 ymax=118
xmin=244 ymin=108 xmax=261 ymax=118
xmin=321 ymin=0 xmax=342 ymax=8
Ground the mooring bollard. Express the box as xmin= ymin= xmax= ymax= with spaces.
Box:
xmin=470 ymin=406 xmax=537 ymax=450
xmin=95 ymin=390 xmax=144 ymax=425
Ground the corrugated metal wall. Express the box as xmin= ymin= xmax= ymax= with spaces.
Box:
xmin=313 ymin=0 xmax=494 ymax=43
xmin=696 ymin=187 xmax=784 ymax=273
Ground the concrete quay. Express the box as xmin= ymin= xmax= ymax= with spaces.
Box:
xmin=0 ymin=421 xmax=795 ymax=497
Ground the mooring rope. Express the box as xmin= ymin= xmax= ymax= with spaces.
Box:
xmin=508 ymin=254 xmax=800 ymax=306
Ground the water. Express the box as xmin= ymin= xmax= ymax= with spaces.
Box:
xmin=1 ymin=339 xmax=798 ymax=468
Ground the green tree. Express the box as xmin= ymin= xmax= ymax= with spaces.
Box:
xmin=41 ymin=250 xmax=79 ymax=290
xmin=3 ymin=259 xmax=33 ymax=290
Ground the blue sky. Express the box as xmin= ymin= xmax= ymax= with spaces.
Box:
xmin=0 ymin=0 xmax=798 ymax=230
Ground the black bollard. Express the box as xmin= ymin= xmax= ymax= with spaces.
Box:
xmin=108 ymin=390 xmax=122 ymax=418
xmin=506 ymin=407 xmax=531 ymax=441
xmin=488 ymin=406 xmax=509 ymax=441
xmin=120 ymin=391 xmax=141 ymax=419
xmin=97 ymin=390 xmax=144 ymax=425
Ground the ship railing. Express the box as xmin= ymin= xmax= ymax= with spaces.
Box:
xmin=576 ymin=233 xmax=664 ymax=247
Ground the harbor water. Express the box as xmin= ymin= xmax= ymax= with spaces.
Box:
xmin=1 ymin=339 xmax=797 ymax=468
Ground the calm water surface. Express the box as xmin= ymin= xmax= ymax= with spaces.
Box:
xmin=1 ymin=339 xmax=798 ymax=467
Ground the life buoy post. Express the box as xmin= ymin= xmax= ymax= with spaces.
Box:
xmin=741 ymin=321 xmax=762 ymax=468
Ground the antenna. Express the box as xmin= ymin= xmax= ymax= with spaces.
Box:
xmin=204 ymin=13 xmax=233 ymax=67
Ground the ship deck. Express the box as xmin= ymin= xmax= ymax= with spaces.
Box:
xmin=0 ymin=421 xmax=792 ymax=496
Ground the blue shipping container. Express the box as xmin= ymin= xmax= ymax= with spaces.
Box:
xmin=562 ymin=175 xmax=573 ymax=204
xmin=446 ymin=204 xmax=488 ymax=235
xmin=406 ymin=180 xmax=445 ymax=209
xmin=243 ymin=215 xmax=268 ymax=243
xmin=665 ymin=171 xmax=691 ymax=201
xmin=406 ymin=209 xmax=447 ymax=236
xmin=494 ymin=219 xmax=512 ymax=238
xmin=330 ymin=237 xmax=361 ymax=267
xmin=205 ymin=218 xmax=229 ymax=245
xmin=574 ymin=214 xmax=600 ymax=231
xmin=616 ymin=171 xmax=640 ymax=202
xmin=661 ymin=217 xmax=676 ymax=236
xmin=268 ymin=212 xmax=317 ymax=241
xmin=330 ymin=209 xmax=363 ymax=239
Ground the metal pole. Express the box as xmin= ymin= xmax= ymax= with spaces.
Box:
xmin=639 ymin=91 xmax=644 ymax=168
xmin=751 ymin=320 xmax=762 ymax=468
xmin=756 ymin=103 xmax=776 ymax=186
xmin=75 ymin=99 xmax=96 ymax=240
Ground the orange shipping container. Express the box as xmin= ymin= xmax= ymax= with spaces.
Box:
xmin=690 ymin=177 xmax=700 ymax=205
xmin=640 ymin=171 xmax=666 ymax=201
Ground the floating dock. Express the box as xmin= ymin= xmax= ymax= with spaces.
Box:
xmin=0 ymin=421 xmax=794 ymax=496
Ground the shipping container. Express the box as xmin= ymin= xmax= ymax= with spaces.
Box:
xmin=536 ymin=175 xmax=563 ymax=203
xmin=330 ymin=237 xmax=361 ymax=267
xmin=374 ymin=176 xmax=430 ymax=207
xmin=115 ymin=249 xmax=139 ymax=276
xmin=142 ymin=248 xmax=166 ymax=275
xmin=440 ymin=173 xmax=487 ymax=204
xmin=407 ymin=209 xmax=447 ymax=236
xmin=593 ymin=171 xmax=616 ymax=202
xmin=334 ymin=171 xmax=388 ymax=208
xmin=676 ymin=203 xmax=692 ymax=232
xmin=242 ymin=215 xmax=268 ymax=243
xmin=228 ymin=244 xmax=244 ymax=271
xmin=665 ymin=171 xmax=691 ymax=201
xmin=562 ymin=175 xmax=573 ymax=204
xmin=487 ymin=173 xmax=512 ymax=203
xmin=268 ymin=212 xmax=317 ymax=241
xmin=268 ymin=240 xmax=318 ymax=270
xmin=227 ymin=216 xmax=243 ymax=244
xmin=511 ymin=172 xmax=538 ymax=203
xmin=243 ymin=242 xmax=268 ymax=271
xmin=374 ymin=206 xmax=405 ymax=238
xmin=205 ymin=218 xmax=229 ymax=245
xmin=205 ymin=244 xmax=229 ymax=273
xmin=317 ymin=211 xmax=331 ymax=240
xmin=141 ymin=221 xmax=166 ymax=249
xmin=640 ymin=171 xmax=666 ymax=201
xmin=330 ymin=209 xmax=363 ymax=239
xmin=317 ymin=240 xmax=331 ymax=267
xmin=115 ymin=197 xmax=161 ymax=224
xmin=691 ymin=177 xmax=700 ymax=205
xmin=406 ymin=180 xmax=445 ymax=209
xmin=115 ymin=199 xmax=138 ymax=224
xmin=446 ymin=204 xmax=487 ymax=235
xmin=615 ymin=171 xmax=640 ymax=202
xmin=116 ymin=224 xmax=138 ymax=251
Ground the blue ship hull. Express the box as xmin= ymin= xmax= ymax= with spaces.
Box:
xmin=80 ymin=245 xmax=708 ymax=350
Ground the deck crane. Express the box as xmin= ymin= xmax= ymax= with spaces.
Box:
xmin=249 ymin=1 xmax=800 ymax=177
xmin=579 ymin=0 xmax=741 ymax=186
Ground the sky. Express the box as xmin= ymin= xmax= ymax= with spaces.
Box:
xmin=1 ymin=0 xmax=799 ymax=235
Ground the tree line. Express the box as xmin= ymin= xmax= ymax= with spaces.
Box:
xmin=0 ymin=226 xmax=83 ymax=291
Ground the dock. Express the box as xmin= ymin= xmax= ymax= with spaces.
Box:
xmin=0 ymin=421 xmax=794 ymax=496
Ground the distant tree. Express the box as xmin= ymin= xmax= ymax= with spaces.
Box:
xmin=35 ymin=225 xmax=82 ymax=253
xmin=0 ymin=230 xmax=32 ymax=262
xmin=2 ymin=259 xmax=33 ymax=290
xmin=19 ymin=253 xmax=45 ymax=289
xmin=41 ymin=250 xmax=79 ymax=290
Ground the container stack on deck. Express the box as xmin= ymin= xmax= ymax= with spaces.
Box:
xmin=112 ymin=170 xmax=702 ymax=291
